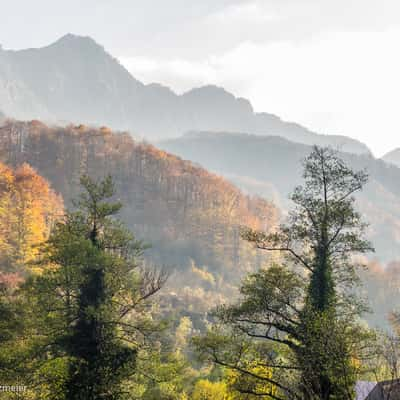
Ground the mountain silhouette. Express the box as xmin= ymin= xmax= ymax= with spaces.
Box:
xmin=0 ymin=34 xmax=370 ymax=154
xmin=382 ymin=148 xmax=400 ymax=167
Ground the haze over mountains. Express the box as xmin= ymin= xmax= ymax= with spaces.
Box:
xmin=0 ymin=120 xmax=277 ymax=310
xmin=382 ymin=148 xmax=400 ymax=168
xmin=2 ymin=33 xmax=400 ymax=264
xmin=0 ymin=34 xmax=371 ymax=154
xmin=1 ymin=33 xmax=400 ymax=331
xmin=161 ymin=131 xmax=400 ymax=263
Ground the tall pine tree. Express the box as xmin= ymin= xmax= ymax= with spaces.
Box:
xmin=24 ymin=176 xmax=167 ymax=399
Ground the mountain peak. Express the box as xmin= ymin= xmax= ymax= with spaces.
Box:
xmin=0 ymin=35 xmax=371 ymax=155
xmin=50 ymin=33 xmax=104 ymax=52
xmin=382 ymin=148 xmax=400 ymax=167
xmin=55 ymin=33 xmax=94 ymax=43
xmin=183 ymin=84 xmax=231 ymax=98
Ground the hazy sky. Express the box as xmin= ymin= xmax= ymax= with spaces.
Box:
xmin=2 ymin=0 xmax=400 ymax=156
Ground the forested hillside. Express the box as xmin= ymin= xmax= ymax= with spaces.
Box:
xmin=161 ymin=131 xmax=400 ymax=263
xmin=0 ymin=123 xmax=396 ymax=399
xmin=0 ymin=120 xmax=278 ymax=313
xmin=2 ymin=2 xmax=400 ymax=396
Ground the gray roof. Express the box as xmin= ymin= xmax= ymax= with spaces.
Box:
xmin=356 ymin=381 xmax=377 ymax=400
xmin=365 ymin=379 xmax=400 ymax=400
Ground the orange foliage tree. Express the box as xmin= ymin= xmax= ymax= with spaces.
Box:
xmin=0 ymin=161 xmax=63 ymax=273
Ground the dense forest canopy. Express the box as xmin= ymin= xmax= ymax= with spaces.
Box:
xmin=0 ymin=121 xmax=399 ymax=399
xmin=0 ymin=120 xmax=278 ymax=319
xmin=0 ymin=120 xmax=398 ymax=331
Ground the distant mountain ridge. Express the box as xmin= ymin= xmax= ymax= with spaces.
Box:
xmin=382 ymin=148 xmax=400 ymax=167
xmin=160 ymin=130 xmax=400 ymax=263
xmin=0 ymin=34 xmax=370 ymax=154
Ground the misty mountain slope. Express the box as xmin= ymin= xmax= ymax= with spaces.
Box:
xmin=0 ymin=34 xmax=146 ymax=126
xmin=0 ymin=34 xmax=370 ymax=154
xmin=0 ymin=120 xmax=277 ymax=282
xmin=160 ymin=131 xmax=400 ymax=262
xmin=382 ymin=148 xmax=400 ymax=168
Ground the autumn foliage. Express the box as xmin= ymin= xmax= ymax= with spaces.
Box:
xmin=0 ymin=120 xmax=278 ymax=281
xmin=0 ymin=161 xmax=63 ymax=274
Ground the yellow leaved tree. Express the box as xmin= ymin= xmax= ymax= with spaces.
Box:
xmin=0 ymin=162 xmax=63 ymax=273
